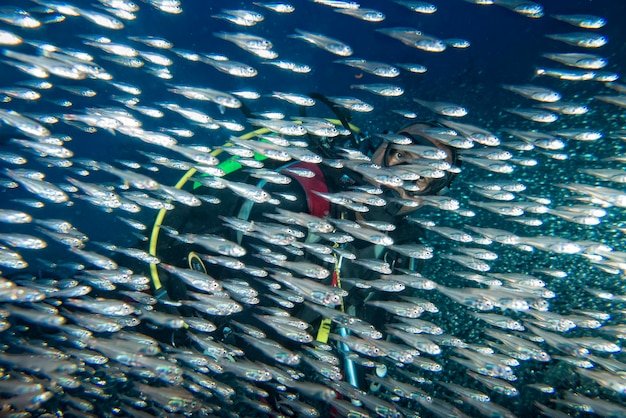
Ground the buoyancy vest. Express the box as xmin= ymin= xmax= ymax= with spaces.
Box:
xmin=280 ymin=161 xmax=330 ymax=219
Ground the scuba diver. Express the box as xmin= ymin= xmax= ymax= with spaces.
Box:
xmin=138 ymin=93 xmax=461 ymax=406
xmin=148 ymin=96 xmax=459 ymax=308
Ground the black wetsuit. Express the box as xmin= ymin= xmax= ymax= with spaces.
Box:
xmin=150 ymin=157 xmax=427 ymax=332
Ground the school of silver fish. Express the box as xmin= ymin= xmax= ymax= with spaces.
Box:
xmin=0 ymin=0 xmax=625 ymax=417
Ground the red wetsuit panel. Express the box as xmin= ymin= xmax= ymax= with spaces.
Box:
xmin=281 ymin=162 xmax=330 ymax=218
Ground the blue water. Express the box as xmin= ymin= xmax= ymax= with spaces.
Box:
xmin=1 ymin=0 xmax=626 ymax=416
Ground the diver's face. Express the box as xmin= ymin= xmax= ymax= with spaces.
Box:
xmin=385 ymin=146 xmax=437 ymax=195
xmin=370 ymin=132 xmax=454 ymax=214
xmin=372 ymin=142 xmax=453 ymax=195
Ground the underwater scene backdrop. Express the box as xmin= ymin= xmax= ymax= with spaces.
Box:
xmin=0 ymin=0 xmax=626 ymax=416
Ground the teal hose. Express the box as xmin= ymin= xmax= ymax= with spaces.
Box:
xmin=338 ymin=326 xmax=358 ymax=389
